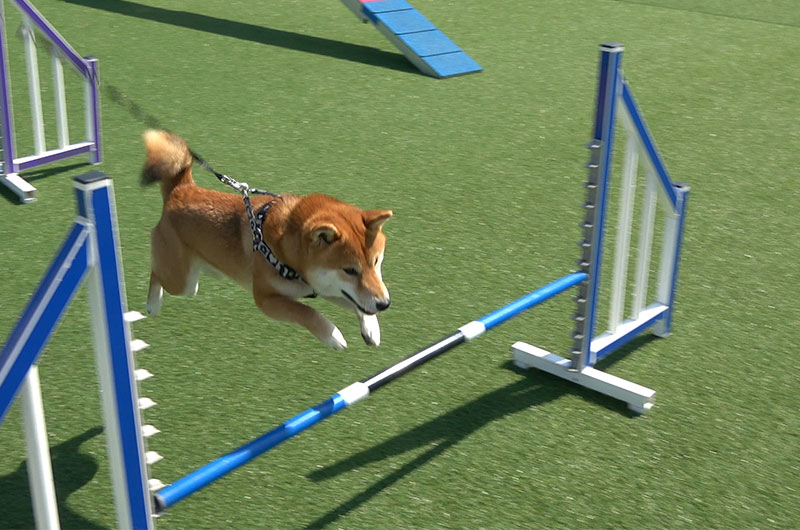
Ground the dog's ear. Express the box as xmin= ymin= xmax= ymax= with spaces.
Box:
xmin=311 ymin=224 xmax=339 ymax=245
xmin=364 ymin=210 xmax=393 ymax=233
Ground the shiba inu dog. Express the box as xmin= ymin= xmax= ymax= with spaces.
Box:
xmin=141 ymin=130 xmax=392 ymax=349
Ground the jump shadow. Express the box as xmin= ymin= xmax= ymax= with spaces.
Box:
xmin=594 ymin=333 xmax=658 ymax=372
xmin=63 ymin=0 xmax=417 ymax=75
xmin=305 ymin=376 xmax=562 ymax=528
xmin=305 ymin=335 xmax=658 ymax=528
xmin=609 ymin=0 xmax=800 ymax=28
xmin=0 ymin=426 xmax=105 ymax=529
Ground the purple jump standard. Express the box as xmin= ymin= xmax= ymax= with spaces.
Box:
xmin=153 ymin=271 xmax=587 ymax=512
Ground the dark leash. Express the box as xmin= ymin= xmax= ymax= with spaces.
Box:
xmin=189 ymin=149 xmax=278 ymax=198
xmin=104 ymin=83 xmax=307 ymax=285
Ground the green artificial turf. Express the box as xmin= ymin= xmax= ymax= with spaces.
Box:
xmin=1 ymin=0 xmax=799 ymax=528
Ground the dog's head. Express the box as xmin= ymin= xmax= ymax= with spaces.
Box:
xmin=295 ymin=195 xmax=392 ymax=315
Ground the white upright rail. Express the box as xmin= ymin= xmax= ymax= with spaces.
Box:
xmin=608 ymin=131 xmax=639 ymax=331
xmin=20 ymin=18 xmax=45 ymax=155
xmin=632 ymin=168 xmax=658 ymax=317
xmin=51 ymin=47 xmax=69 ymax=149
xmin=20 ymin=366 xmax=60 ymax=529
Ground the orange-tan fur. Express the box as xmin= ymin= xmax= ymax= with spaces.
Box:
xmin=141 ymin=130 xmax=392 ymax=349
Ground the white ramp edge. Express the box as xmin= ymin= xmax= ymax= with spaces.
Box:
xmin=511 ymin=341 xmax=654 ymax=414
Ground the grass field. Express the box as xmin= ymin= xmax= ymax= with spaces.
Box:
xmin=1 ymin=0 xmax=799 ymax=528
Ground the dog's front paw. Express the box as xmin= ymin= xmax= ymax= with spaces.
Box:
xmin=323 ymin=326 xmax=348 ymax=350
xmin=359 ymin=313 xmax=381 ymax=346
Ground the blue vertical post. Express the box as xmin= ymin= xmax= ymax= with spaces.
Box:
xmin=76 ymin=171 xmax=153 ymax=530
xmin=572 ymin=43 xmax=624 ymax=371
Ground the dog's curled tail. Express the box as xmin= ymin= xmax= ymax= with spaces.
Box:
xmin=141 ymin=129 xmax=194 ymax=196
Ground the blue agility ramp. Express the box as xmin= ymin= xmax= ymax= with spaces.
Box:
xmin=341 ymin=0 xmax=482 ymax=78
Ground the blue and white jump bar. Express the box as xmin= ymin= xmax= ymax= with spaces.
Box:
xmin=153 ymin=271 xmax=586 ymax=512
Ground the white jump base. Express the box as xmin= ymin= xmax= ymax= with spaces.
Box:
xmin=511 ymin=342 xmax=655 ymax=414
xmin=3 ymin=173 xmax=36 ymax=203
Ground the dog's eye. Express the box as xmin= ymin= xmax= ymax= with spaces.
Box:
xmin=343 ymin=267 xmax=359 ymax=276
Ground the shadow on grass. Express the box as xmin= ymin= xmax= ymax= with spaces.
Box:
xmin=63 ymin=0 xmax=418 ymax=75
xmin=0 ymin=181 xmax=24 ymax=204
xmin=609 ymin=0 xmax=800 ymax=28
xmin=1 ymin=163 xmax=91 ymax=204
xmin=305 ymin=334 xmax=659 ymax=528
xmin=0 ymin=426 xmax=105 ymax=529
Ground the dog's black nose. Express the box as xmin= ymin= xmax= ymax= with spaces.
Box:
xmin=376 ymin=299 xmax=391 ymax=312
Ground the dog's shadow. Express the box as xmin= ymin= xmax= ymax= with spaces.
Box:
xmin=304 ymin=335 xmax=656 ymax=528
xmin=0 ymin=426 xmax=106 ymax=529
xmin=63 ymin=0 xmax=418 ymax=75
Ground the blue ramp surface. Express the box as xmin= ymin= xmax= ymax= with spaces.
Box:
xmin=341 ymin=0 xmax=482 ymax=78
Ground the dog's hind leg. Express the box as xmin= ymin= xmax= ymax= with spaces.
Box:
xmin=147 ymin=223 xmax=195 ymax=314
xmin=146 ymin=272 xmax=164 ymax=316
xmin=184 ymin=259 xmax=201 ymax=297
